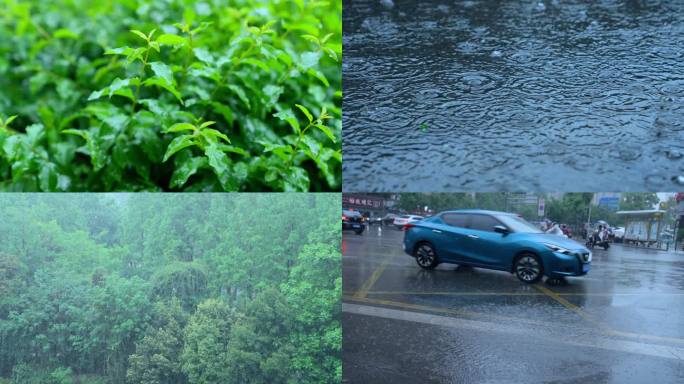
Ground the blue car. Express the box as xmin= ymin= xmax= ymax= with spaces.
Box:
xmin=402 ymin=210 xmax=591 ymax=283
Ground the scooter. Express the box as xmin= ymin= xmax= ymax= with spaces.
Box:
xmin=586 ymin=233 xmax=610 ymax=250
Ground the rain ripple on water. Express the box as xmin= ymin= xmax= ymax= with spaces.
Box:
xmin=343 ymin=0 xmax=684 ymax=191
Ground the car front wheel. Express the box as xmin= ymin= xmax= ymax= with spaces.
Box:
xmin=514 ymin=253 xmax=543 ymax=283
xmin=414 ymin=243 xmax=438 ymax=269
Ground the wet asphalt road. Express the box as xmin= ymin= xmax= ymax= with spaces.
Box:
xmin=342 ymin=226 xmax=684 ymax=383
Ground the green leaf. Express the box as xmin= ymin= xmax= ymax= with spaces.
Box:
xmin=156 ymin=33 xmax=186 ymax=46
xmin=300 ymin=51 xmax=321 ymax=69
xmin=242 ymin=58 xmax=270 ymax=72
xmin=26 ymin=124 xmax=45 ymax=146
xmin=200 ymin=128 xmax=230 ymax=144
xmin=227 ymin=85 xmax=250 ymax=108
xmin=322 ymin=47 xmax=338 ymax=62
xmin=170 ymin=156 xmax=207 ymax=188
xmin=62 ymin=129 xmax=88 ymax=140
xmin=3 ymin=135 xmax=22 ymax=159
xmin=4 ymin=115 xmax=17 ymax=127
xmin=282 ymin=167 xmax=309 ymax=192
xmin=204 ymin=142 xmax=229 ymax=177
xmin=216 ymin=144 xmax=248 ymax=156
xmin=307 ymin=68 xmax=330 ymax=87
xmin=38 ymin=162 xmax=58 ymax=191
xmin=295 ymin=104 xmax=313 ymax=123
xmin=193 ymin=48 xmax=215 ymax=64
xmin=53 ymin=28 xmax=78 ymax=39
xmin=314 ymin=124 xmax=336 ymax=143
xmin=130 ymin=29 xmax=149 ymax=41
xmin=321 ymin=33 xmax=334 ymax=44
xmin=210 ymin=102 xmax=234 ymax=125
xmin=164 ymin=123 xmax=196 ymax=133
xmin=162 ymin=135 xmax=195 ymax=162
xmin=149 ymin=62 xmax=175 ymax=86
xmin=143 ymin=77 xmax=183 ymax=104
xmin=274 ymin=109 xmax=300 ymax=134
xmin=199 ymin=121 xmax=216 ymax=129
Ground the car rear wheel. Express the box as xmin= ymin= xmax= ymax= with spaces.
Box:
xmin=414 ymin=243 xmax=438 ymax=269
xmin=514 ymin=253 xmax=543 ymax=283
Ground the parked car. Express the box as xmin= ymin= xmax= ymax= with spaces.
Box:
xmin=402 ymin=210 xmax=591 ymax=283
xmin=393 ymin=214 xmax=424 ymax=230
xmin=381 ymin=213 xmax=398 ymax=226
xmin=368 ymin=215 xmax=383 ymax=226
xmin=342 ymin=210 xmax=365 ymax=235
xmin=612 ymin=227 xmax=625 ymax=242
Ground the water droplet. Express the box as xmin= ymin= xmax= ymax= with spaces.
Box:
xmin=491 ymin=50 xmax=503 ymax=58
xmin=673 ymin=175 xmax=684 ymax=185
xmin=536 ymin=2 xmax=546 ymax=11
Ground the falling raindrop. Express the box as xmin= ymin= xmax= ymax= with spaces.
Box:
xmin=491 ymin=50 xmax=503 ymax=58
xmin=673 ymin=175 xmax=684 ymax=185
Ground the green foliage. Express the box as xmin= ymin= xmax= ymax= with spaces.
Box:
xmin=0 ymin=0 xmax=341 ymax=191
xmin=0 ymin=194 xmax=341 ymax=383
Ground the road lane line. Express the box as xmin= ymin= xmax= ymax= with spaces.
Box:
xmin=533 ymin=284 xmax=609 ymax=329
xmin=344 ymin=295 xmax=558 ymax=327
xmin=344 ymin=294 xmax=684 ymax=346
xmin=343 ymin=303 xmax=684 ymax=361
xmin=533 ymin=285 xmax=684 ymax=345
xmin=353 ymin=257 xmax=393 ymax=299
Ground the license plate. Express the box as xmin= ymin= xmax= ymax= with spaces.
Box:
xmin=352 ymin=224 xmax=360 ymax=229
xmin=583 ymin=264 xmax=590 ymax=273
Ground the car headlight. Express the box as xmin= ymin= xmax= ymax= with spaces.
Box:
xmin=542 ymin=243 xmax=571 ymax=255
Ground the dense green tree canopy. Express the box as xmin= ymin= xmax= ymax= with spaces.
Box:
xmin=0 ymin=193 xmax=341 ymax=384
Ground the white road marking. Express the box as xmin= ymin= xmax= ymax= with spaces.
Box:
xmin=343 ymin=303 xmax=684 ymax=361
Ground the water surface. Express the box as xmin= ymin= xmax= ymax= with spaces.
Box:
xmin=343 ymin=0 xmax=684 ymax=191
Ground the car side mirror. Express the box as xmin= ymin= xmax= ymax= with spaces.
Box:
xmin=493 ymin=225 xmax=509 ymax=235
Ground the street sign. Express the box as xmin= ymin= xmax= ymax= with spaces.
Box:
xmin=538 ymin=198 xmax=545 ymax=217
xmin=598 ymin=196 xmax=620 ymax=210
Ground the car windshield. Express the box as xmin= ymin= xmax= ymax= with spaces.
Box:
xmin=399 ymin=215 xmax=410 ymax=218
xmin=496 ymin=214 xmax=543 ymax=233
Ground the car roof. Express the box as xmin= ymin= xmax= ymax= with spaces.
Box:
xmin=438 ymin=209 xmax=515 ymax=216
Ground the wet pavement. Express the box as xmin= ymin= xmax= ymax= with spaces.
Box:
xmin=342 ymin=226 xmax=684 ymax=383
xmin=343 ymin=0 xmax=684 ymax=191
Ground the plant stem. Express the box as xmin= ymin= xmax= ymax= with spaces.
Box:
xmin=130 ymin=48 xmax=151 ymax=116
xmin=287 ymin=122 xmax=312 ymax=168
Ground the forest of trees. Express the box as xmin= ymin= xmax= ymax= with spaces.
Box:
xmin=0 ymin=194 xmax=341 ymax=384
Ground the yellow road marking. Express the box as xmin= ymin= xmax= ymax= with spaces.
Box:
xmin=353 ymin=257 xmax=393 ymax=299
xmin=533 ymin=285 xmax=684 ymax=345
xmin=533 ymin=284 xmax=608 ymax=329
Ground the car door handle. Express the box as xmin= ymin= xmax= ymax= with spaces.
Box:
xmin=432 ymin=229 xmax=442 ymax=234
xmin=467 ymin=234 xmax=479 ymax=239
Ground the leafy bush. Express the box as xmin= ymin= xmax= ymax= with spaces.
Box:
xmin=0 ymin=0 xmax=341 ymax=191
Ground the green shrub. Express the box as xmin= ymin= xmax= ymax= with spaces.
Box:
xmin=0 ymin=0 xmax=341 ymax=191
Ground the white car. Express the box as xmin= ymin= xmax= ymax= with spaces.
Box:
xmin=393 ymin=215 xmax=424 ymax=230
xmin=612 ymin=227 xmax=625 ymax=242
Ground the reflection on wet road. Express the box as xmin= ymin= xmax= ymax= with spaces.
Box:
xmin=342 ymin=227 xmax=684 ymax=383
xmin=343 ymin=0 xmax=684 ymax=191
